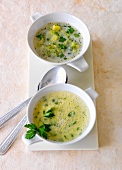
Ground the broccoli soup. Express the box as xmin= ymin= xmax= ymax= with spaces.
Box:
xmin=33 ymin=22 xmax=83 ymax=63
xmin=33 ymin=91 xmax=90 ymax=142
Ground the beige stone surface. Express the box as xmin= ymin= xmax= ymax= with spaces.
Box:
xmin=0 ymin=0 xmax=122 ymax=169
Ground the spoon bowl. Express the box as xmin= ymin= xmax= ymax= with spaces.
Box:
xmin=38 ymin=66 xmax=68 ymax=90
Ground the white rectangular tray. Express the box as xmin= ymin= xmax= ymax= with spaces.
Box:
xmin=27 ymin=42 xmax=98 ymax=150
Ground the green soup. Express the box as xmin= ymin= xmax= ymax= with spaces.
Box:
xmin=33 ymin=91 xmax=90 ymax=142
xmin=33 ymin=22 xmax=83 ymax=63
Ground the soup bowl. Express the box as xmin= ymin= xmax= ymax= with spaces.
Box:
xmin=28 ymin=12 xmax=90 ymax=72
xmin=22 ymin=83 xmax=98 ymax=146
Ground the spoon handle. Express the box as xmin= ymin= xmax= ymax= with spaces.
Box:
xmin=0 ymin=114 xmax=27 ymax=155
xmin=0 ymin=97 xmax=31 ymax=128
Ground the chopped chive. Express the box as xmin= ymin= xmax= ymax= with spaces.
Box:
xmin=74 ymin=33 xmax=80 ymax=37
xmin=59 ymin=36 xmax=66 ymax=42
xmin=73 ymin=121 xmax=77 ymax=125
xmin=52 ymin=99 xmax=55 ymax=102
xmin=36 ymin=34 xmax=44 ymax=40
xmin=71 ymin=134 xmax=74 ymax=137
xmin=64 ymin=135 xmax=67 ymax=139
xmin=55 ymin=102 xmax=58 ymax=104
xmin=68 ymin=111 xmax=76 ymax=117
xmin=66 ymin=27 xmax=75 ymax=34
xmin=59 ymin=44 xmax=67 ymax=49
xmin=59 ymin=53 xmax=64 ymax=58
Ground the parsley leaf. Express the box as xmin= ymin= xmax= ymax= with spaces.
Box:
xmin=46 ymin=107 xmax=54 ymax=113
xmin=38 ymin=125 xmax=48 ymax=139
xmin=25 ymin=129 xmax=36 ymax=139
xmin=44 ymin=124 xmax=51 ymax=132
xmin=44 ymin=107 xmax=55 ymax=117
xmin=24 ymin=123 xmax=37 ymax=130
xmin=24 ymin=122 xmax=51 ymax=140
xmin=44 ymin=112 xmax=55 ymax=117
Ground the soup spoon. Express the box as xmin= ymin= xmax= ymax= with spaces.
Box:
xmin=0 ymin=66 xmax=67 ymax=155
xmin=0 ymin=66 xmax=67 ymax=128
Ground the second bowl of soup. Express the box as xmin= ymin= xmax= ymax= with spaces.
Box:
xmin=22 ymin=83 xmax=96 ymax=145
xmin=28 ymin=12 xmax=90 ymax=71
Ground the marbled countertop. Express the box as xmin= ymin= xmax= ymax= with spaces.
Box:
xmin=0 ymin=0 xmax=122 ymax=169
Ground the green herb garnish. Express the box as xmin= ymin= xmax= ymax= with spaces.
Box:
xmin=64 ymin=135 xmax=68 ymax=139
xmin=59 ymin=44 xmax=67 ymax=49
xmin=55 ymin=102 xmax=58 ymax=104
xmin=68 ymin=111 xmax=76 ymax=117
xmin=74 ymin=33 xmax=80 ymax=37
xmin=72 ymin=121 xmax=77 ymax=125
xmin=44 ymin=107 xmax=55 ymax=117
xmin=44 ymin=112 xmax=55 ymax=117
xmin=46 ymin=107 xmax=54 ymax=113
xmin=52 ymin=99 xmax=55 ymax=102
xmin=24 ymin=123 xmax=38 ymax=139
xmin=66 ymin=26 xmax=75 ymax=34
xmin=38 ymin=126 xmax=47 ymax=139
xmin=24 ymin=123 xmax=51 ymax=139
xmin=36 ymin=34 xmax=44 ymax=40
xmin=59 ymin=53 xmax=64 ymax=58
xmin=59 ymin=36 xmax=66 ymax=42
xmin=71 ymin=134 xmax=74 ymax=137
xmin=25 ymin=129 xmax=36 ymax=139
xmin=25 ymin=123 xmax=37 ymax=130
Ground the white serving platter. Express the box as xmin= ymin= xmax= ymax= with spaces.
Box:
xmin=27 ymin=41 xmax=99 ymax=150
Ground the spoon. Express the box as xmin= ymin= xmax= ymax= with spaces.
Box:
xmin=0 ymin=66 xmax=67 ymax=128
xmin=0 ymin=66 xmax=67 ymax=155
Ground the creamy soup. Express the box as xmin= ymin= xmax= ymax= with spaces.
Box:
xmin=33 ymin=91 xmax=90 ymax=142
xmin=33 ymin=22 xmax=83 ymax=63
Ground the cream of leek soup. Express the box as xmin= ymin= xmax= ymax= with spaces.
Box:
xmin=33 ymin=91 xmax=90 ymax=142
xmin=33 ymin=22 xmax=83 ymax=63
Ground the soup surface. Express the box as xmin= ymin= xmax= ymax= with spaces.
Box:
xmin=33 ymin=22 xmax=83 ymax=63
xmin=33 ymin=91 xmax=90 ymax=142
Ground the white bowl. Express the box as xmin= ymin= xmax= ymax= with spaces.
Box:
xmin=23 ymin=83 xmax=96 ymax=146
xmin=28 ymin=12 xmax=90 ymax=72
